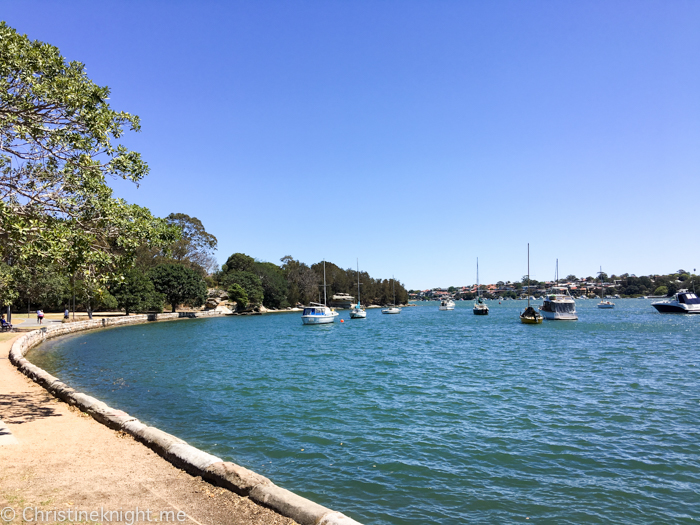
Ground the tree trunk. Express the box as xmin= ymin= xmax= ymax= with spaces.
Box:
xmin=171 ymin=304 xmax=176 ymax=313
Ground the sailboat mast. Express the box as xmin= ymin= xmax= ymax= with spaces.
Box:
xmin=323 ymin=260 xmax=327 ymax=306
xmin=527 ymin=244 xmax=530 ymax=308
xmin=357 ymin=258 xmax=361 ymax=304
xmin=392 ymin=275 xmax=396 ymax=306
xmin=477 ymin=258 xmax=480 ymax=298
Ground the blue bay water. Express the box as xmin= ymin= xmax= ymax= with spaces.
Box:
xmin=28 ymin=300 xmax=700 ymax=524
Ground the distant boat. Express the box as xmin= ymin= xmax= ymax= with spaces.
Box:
xmin=382 ymin=276 xmax=401 ymax=314
xmin=520 ymin=244 xmax=543 ymax=324
xmin=651 ymin=289 xmax=700 ymax=314
xmin=539 ymin=260 xmax=577 ymax=320
xmin=473 ymin=258 xmax=489 ymax=315
xmin=597 ymin=266 xmax=615 ymax=309
xmin=439 ymin=299 xmax=455 ymax=310
xmin=349 ymin=259 xmax=367 ymax=319
xmin=301 ymin=261 xmax=339 ymax=325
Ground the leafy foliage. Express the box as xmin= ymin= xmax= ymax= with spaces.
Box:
xmin=227 ymin=283 xmax=248 ymax=310
xmin=0 ymin=22 xmax=177 ymax=293
xmin=110 ymin=269 xmax=163 ymax=315
xmin=220 ymin=269 xmax=264 ymax=307
xmin=148 ymin=264 xmax=207 ymax=312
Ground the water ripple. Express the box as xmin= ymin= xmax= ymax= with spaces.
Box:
xmin=29 ymin=300 xmax=700 ymax=524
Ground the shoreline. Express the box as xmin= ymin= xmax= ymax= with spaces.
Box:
xmin=5 ymin=313 xmax=362 ymax=525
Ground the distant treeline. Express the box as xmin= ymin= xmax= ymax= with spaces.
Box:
xmin=214 ymin=253 xmax=408 ymax=309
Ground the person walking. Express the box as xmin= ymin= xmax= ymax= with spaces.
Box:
xmin=37 ymin=309 xmax=44 ymax=324
xmin=64 ymin=307 xmax=69 ymax=320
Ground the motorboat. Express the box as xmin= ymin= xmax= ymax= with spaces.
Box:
xmin=652 ymin=290 xmax=700 ymax=314
xmin=473 ymin=258 xmax=489 ymax=315
xmin=597 ymin=266 xmax=615 ymax=309
xmin=439 ymin=299 xmax=455 ymax=310
xmin=349 ymin=259 xmax=366 ymax=319
xmin=539 ymin=287 xmax=578 ymax=320
xmin=302 ymin=261 xmax=338 ymax=324
xmin=382 ymin=276 xmax=401 ymax=314
xmin=301 ymin=304 xmax=339 ymax=324
xmin=520 ymin=244 xmax=543 ymax=324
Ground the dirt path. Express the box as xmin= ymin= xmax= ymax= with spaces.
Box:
xmin=0 ymin=333 xmax=297 ymax=525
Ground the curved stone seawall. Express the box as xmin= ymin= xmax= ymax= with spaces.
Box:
xmin=9 ymin=313 xmax=362 ymax=525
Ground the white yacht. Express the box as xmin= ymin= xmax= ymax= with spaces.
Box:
xmin=652 ymin=289 xmax=700 ymax=314
xmin=473 ymin=258 xmax=489 ymax=315
xmin=301 ymin=304 xmax=339 ymax=324
xmin=439 ymin=299 xmax=455 ymax=310
xmin=301 ymin=261 xmax=339 ymax=324
xmin=597 ymin=267 xmax=615 ymax=309
xmin=349 ymin=259 xmax=366 ymax=319
xmin=382 ymin=277 xmax=401 ymax=314
xmin=539 ymin=287 xmax=578 ymax=320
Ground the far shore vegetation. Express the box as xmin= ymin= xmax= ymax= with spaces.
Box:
xmin=0 ymin=23 xmax=408 ymax=317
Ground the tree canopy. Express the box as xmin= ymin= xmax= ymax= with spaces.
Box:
xmin=148 ymin=264 xmax=207 ymax=312
xmin=0 ymin=22 xmax=177 ymax=289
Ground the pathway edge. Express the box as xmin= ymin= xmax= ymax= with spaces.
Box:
xmin=9 ymin=312 xmax=363 ymax=525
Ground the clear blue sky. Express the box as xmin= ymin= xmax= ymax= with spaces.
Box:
xmin=4 ymin=1 xmax=699 ymax=289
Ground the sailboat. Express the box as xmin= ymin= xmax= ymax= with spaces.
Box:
xmin=473 ymin=258 xmax=489 ymax=315
xmin=301 ymin=261 xmax=339 ymax=324
xmin=597 ymin=266 xmax=615 ymax=309
xmin=520 ymin=244 xmax=543 ymax=324
xmin=349 ymin=259 xmax=367 ymax=319
xmin=382 ymin=276 xmax=401 ymax=314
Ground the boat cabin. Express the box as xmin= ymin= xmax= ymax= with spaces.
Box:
xmin=677 ymin=292 xmax=700 ymax=304
xmin=302 ymin=307 xmax=330 ymax=316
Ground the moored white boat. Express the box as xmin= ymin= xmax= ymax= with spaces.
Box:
xmin=301 ymin=304 xmax=339 ymax=324
xmin=597 ymin=267 xmax=615 ymax=309
xmin=439 ymin=299 xmax=455 ymax=310
xmin=349 ymin=259 xmax=367 ymax=319
xmin=473 ymin=258 xmax=489 ymax=315
xmin=652 ymin=290 xmax=700 ymax=314
xmin=539 ymin=287 xmax=578 ymax=320
xmin=302 ymin=261 xmax=338 ymax=324
xmin=382 ymin=276 xmax=401 ymax=314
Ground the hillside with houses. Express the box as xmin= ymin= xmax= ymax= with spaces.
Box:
xmin=409 ymin=270 xmax=699 ymax=301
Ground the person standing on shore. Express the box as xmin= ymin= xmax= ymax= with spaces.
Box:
xmin=37 ymin=309 xmax=44 ymax=324
xmin=64 ymin=307 xmax=69 ymax=320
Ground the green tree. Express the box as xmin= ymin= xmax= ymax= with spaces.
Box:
xmin=148 ymin=264 xmax=207 ymax=312
xmin=221 ymin=270 xmax=264 ymax=307
xmin=227 ymin=283 xmax=248 ymax=311
xmin=110 ymin=269 xmax=164 ymax=315
xmin=280 ymin=256 xmax=318 ymax=305
xmin=254 ymin=262 xmax=289 ymax=308
xmin=0 ymin=23 xmax=177 ymax=302
xmin=0 ymin=262 xmax=18 ymax=307
xmin=653 ymin=286 xmax=668 ymax=296
xmin=223 ymin=253 xmax=255 ymax=273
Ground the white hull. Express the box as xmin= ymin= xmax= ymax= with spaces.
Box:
xmin=540 ymin=309 xmax=578 ymax=320
xmin=301 ymin=312 xmax=338 ymax=324
xmin=439 ymin=300 xmax=455 ymax=311
xmin=349 ymin=308 xmax=366 ymax=319
xmin=382 ymin=307 xmax=401 ymax=314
